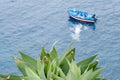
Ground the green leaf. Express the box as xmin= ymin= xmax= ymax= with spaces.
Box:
xmin=80 ymin=69 xmax=93 ymax=80
xmin=25 ymin=66 xmax=40 ymax=80
xmin=19 ymin=51 xmax=37 ymax=74
xmin=22 ymin=77 xmax=43 ymax=80
xmin=50 ymin=47 xmax=58 ymax=60
xmin=66 ymin=70 xmax=77 ymax=80
xmin=46 ymin=60 xmax=56 ymax=79
xmin=66 ymin=48 xmax=75 ymax=62
xmin=89 ymin=68 xmax=103 ymax=80
xmin=67 ymin=60 xmax=81 ymax=80
xmin=59 ymin=58 xmax=69 ymax=75
xmin=59 ymin=48 xmax=75 ymax=75
xmin=37 ymin=59 xmax=46 ymax=79
xmin=57 ymin=67 xmax=66 ymax=79
xmin=19 ymin=51 xmax=36 ymax=63
xmin=40 ymin=47 xmax=47 ymax=60
xmin=53 ymin=74 xmax=64 ymax=80
xmin=59 ymin=47 xmax=75 ymax=64
xmin=77 ymin=54 xmax=97 ymax=66
xmin=13 ymin=56 xmax=27 ymax=76
xmin=42 ymin=54 xmax=52 ymax=77
xmin=19 ymin=51 xmax=37 ymax=65
xmin=59 ymin=41 xmax=74 ymax=63
xmin=0 ymin=74 xmax=22 ymax=80
xmin=77 ymin=54 xmax=97 ymax=74
xmin=46 ymin=62 xmax=52 ymax=79
xmin=87 ymin=60 xmax=99 ymax=71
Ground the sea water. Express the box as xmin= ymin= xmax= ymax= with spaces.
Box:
xmin=0 ymin=0 xmax=120 ymax=79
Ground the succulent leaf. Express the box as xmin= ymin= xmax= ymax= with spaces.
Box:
xmin=77 ymin=54 xmax=97 ymax=74
xmin=13 ymin=56 xmax=27 ymax=76
xmin=40 ymin=47 xmax=47 ymax=60
xmin=50 ymin=47 xmax=58 ymax=60
xmin=37 ymin=59 xmax=46 ymax=79
xmin=25 ymin=67 xmax=40 ymax=80
xmin=0 ymin=74 xmax=22 ymax=80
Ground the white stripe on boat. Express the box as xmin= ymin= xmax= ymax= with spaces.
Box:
xmin=68 ymin=14 xmax=95 ymax=23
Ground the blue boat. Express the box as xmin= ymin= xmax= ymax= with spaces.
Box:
xmin=68 ymin=9 xmax=97 ymax=23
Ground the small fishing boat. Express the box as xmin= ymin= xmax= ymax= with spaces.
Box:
xmin=68 ymin=9 xmax=97 ymax=23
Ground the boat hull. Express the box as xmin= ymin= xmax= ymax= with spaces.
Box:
xmin=68 ymin=13 xmax=96 ymax=23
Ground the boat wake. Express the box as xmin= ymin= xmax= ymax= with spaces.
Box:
xmin=70 ymin=24 xmax=83 ymax=41
xmin=70 ymin=24 xmax=91 ymax=41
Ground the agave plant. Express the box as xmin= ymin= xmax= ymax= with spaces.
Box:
xmin=0 ymin=43 xmax=107 ymax=80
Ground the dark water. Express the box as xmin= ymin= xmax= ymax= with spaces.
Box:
xmin=0 ymin=0 xmax=120 ymax=79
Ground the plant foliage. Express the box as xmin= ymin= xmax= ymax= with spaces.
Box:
xmin=0 ymin=44 xmax=107 ymax=80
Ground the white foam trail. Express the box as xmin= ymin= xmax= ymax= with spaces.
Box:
xmin=70 ymin=24 xmax=82 ymax=41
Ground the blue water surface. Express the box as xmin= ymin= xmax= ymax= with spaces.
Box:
xmin=0 ymin=0 xmax=120 ymax=80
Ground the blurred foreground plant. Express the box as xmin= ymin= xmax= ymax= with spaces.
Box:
xmin=0 ymin=43 xmax=107 ymax=80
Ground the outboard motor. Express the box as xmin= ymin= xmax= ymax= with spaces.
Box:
xmin=92 ymin=14 xmax=95 ymax=18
